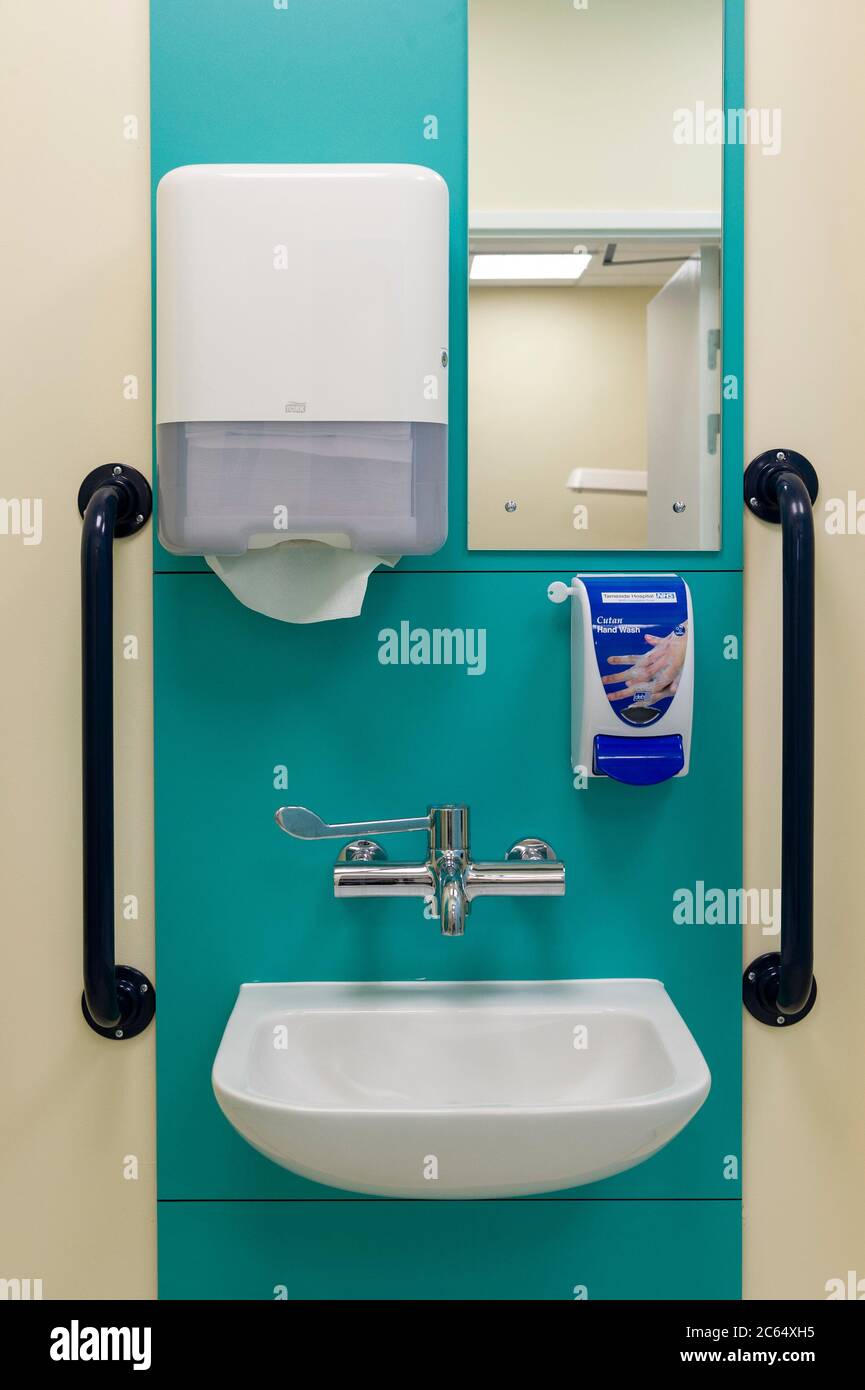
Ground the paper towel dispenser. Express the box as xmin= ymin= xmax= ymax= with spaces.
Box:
xmin=156 ymin=164 xmax=449 ymax=556
xmin=549 ymin=574 xmax=694 ymax=786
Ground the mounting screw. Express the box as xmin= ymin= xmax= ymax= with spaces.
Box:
xmin=776 ymin=451 xmax=787 ymax=461
xmin=749 ymin=497 xmax=758 ymax=507
xmin=140 ymin=983 xmax=148 ymax=994
xmin=441 ymin=350 xmax=448 ymax=368
xmin=776 ymin=1016 xmax=786 ymax=1026
xmin=135 ymin=513 xmax=144 ymax=525
xmin=747 ymin=971 xmax=756 ymax=982
xmin=115 ymin=1028 xmax=124 ymax=1039
xmin=673 ymin=501 xmax=687 ymax=514
xmin=505 ymin=500 xmax=517 ymax=513
xmin=113 ymin=465 xmax=123 ymax=476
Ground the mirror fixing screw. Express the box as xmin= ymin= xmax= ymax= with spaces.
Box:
xmin=505 ymin=500 xmax=517 ymax=513
xmin=673 ymin=501 xmax=687 ymax=513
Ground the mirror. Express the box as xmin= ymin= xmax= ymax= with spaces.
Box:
xmin=468 ymin=0 xmax=724 ymax=551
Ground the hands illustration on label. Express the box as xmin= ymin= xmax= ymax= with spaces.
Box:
xmin=602 ymin=623 xmax=689 ymax=706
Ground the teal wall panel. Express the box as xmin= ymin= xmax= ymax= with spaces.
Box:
xmin=155 ymin=568 xmax=742 ymax=1203
xmin=152 ymin=0 xmax=745 ymax=1298
xmin=159 ymin=1199 xmax=741 ymax=1301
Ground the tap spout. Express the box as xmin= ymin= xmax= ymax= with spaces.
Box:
xmin=437 ymin=854 xmax=468 ymax=936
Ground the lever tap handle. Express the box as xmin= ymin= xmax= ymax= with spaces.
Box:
xmin=275 ymin=806 xmax=429 ymax=840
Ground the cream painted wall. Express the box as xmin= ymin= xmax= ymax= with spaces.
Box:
xmin=0 ymin=1 xmax=155 ymax=1298
xmin=469 ymin=0 xmax=723 ymax=213
xmin=2 ymin=0 xmax=863 ymax=1304
xmin=469 ymin=285 xmax=652 ymax=550
xmin=743 ymin=0 xmax=865 ymax=1300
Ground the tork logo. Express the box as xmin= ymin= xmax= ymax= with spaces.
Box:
xmin=49 ymin=1321 xmax=152 ymax=1371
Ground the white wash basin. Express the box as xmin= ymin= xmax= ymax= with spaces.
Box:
xmin=212 ymin=979 xmax=710 ymax=1198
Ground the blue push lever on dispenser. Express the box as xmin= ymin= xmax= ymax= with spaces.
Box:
xmin=549 ymin=574 xmax=694 ymax=786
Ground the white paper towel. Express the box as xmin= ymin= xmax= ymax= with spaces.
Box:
xmin=205 ymin=540 xmax=397 ymax=623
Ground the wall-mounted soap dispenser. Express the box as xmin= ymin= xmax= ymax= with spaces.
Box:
xmin=156 ymin=164 xmax=448 ymax=556
xmin=549 ymin=574 xmax=694 ymax=786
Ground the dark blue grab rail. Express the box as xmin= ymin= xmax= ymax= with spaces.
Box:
xmin=78 ymin=465 xmax=155 ymax=1039
xmin=742 ymin=450 xmax=819 ymax=1028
